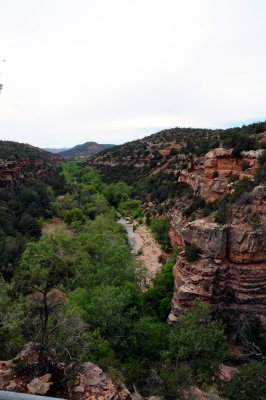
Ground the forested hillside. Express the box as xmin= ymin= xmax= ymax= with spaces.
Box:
xmin=88 ymin=122 xmax=266 ymax=215
xmin=60 ymin=141 xmax=116 ymax=158
xmin=0 ymin=142 xmax=65 ymax=278
xmin=0 ymin=140 xmax=60 ymax=162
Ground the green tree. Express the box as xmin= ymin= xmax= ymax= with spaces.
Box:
xmin=64 ymin=207 xmax=85 ymax=225
xmin=224 ymin=361 xmax=266 ymax=400
xmin=185 ymin=243 xmax=200 ymax=262
xmin=0 ymin=278 xmax=24 ymax=358
xmin=104 ymin=182 xmax=131 ymax=207
xmin=18 ymin=213 xmax=41 ymax=238
xmin=150 ymin=217 xmax=170 ymax=251
xmin=169 ymin=300 xmax=226 ymax=381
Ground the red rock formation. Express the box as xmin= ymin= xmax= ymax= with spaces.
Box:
xmin=169 ymin=222 xmax=183 ymax=247
xmin=0 ymin=343 xmax=131 ymax=400
xmin=178 ymin=148 xmax=263 ymax=202
xmin=170 ymin=183 xmax=266 ymax=327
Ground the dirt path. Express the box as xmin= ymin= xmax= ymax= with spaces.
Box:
xmin=129 ymin=224 xmax=163 ymax=281
xmin=42 ymin=217 xmax=67 ymax=236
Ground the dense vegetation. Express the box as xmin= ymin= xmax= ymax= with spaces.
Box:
xmin=0 ymin=161 xmax=232 ymax=399
xmin=0 ymin=167 xmax=65 ymax=279
xmin=1 ymin=155 xmax=265 ymax=398
xmin=88 ymin=122 xmax=266 ymax=217
xmin=0 ymin=140 xmax=56 ymax=161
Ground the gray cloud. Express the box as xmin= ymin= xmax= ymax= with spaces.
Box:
xmin=0 ymin=0 xmax=265 ymax=147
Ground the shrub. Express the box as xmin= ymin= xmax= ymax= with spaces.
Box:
xmin=169 ymin=300 xmax=226 ymax=381
xmin=214 ymin=198 xmax=229 ymax=224
xmin=185 ymin=243 xmax=200 ymax=262
xmin=150 ymin=217 xmax=170 ymax=251
xmin=232 ymin=177 xmax=255 ymax=201
xmin=228 ymin=174 xmax=239 ymax=183
xmin=258 ymin=150 xmax=266 ymax=165
xmin=212 ymin=169 xmax=219 ymax=178
xmin=223 ymin=361 xmax=266 ymax=400
xmin=254 ymin=165 xmax=266 ymax=184
xmin=241 ymin=159 xmax=250 ymax=172
xmin=18 ymin=213 xmax=41 ymax=238
xmin=183 ymin=196 xmax=205 ymax=217
xmin=64 ymin=208 xmax=85 ymax=225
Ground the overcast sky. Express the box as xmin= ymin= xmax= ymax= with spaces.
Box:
xmin=0 ymin=0 xmax=266 ymax=148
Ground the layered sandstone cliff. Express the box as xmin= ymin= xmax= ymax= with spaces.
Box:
xmin=169 ymin=184 xmax=266 ymax=327
xmin=178 ymin=148 xmax=264 ymax=202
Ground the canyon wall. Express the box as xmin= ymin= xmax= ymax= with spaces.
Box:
xmin=169 ymin=148 xmax=266 ymax=327
xmin=178 ymin=148 xmax=263 ymax=202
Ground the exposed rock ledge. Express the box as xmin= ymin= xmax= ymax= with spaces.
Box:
xmin=170 ymin=185 xmax=266 ymax=326
xmin=0 ymin=343 xmax=131 ymax=400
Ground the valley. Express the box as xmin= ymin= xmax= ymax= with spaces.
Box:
xmin=0 ymin=122 xmax=266 ymax=400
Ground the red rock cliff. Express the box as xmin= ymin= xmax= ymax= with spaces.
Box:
xmin=169 ymin=183 xmax=266 ymax=327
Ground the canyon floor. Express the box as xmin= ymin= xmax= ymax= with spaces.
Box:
xmin=128 ymin=223 xmax=163 ymax=281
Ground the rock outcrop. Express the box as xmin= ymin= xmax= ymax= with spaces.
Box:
xmin=181 ymin=219 xmax=228 ymax=260
xmin=170 ymin=183 xmax=266 ymax=327
xmin=0 ymin=343 xmax=131 ymax=400
xmin=178 ymin=148 xmax=263 ymax=202
xmin=73 ymin=362 xmax=130 ymax=400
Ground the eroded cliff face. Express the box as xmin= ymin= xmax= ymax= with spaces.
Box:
xmin=178 ymin=148 xmax=263 ymax=202
xmin=169 ymin=183 xmax=266 ymax=327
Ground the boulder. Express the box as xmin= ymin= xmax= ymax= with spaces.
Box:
xmin=27 ymin=374 xmax=53 ymax=395
xmin=73 ymin=362 xmax=131 ymax=400
xmin=181 ymin=219 xmax=228 ymax=259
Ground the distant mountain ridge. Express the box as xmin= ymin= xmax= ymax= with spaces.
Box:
xmin=60 ymin=141 xmax=116 ymax=158
xmin=44 ymin=147 xmax=69 ymax=153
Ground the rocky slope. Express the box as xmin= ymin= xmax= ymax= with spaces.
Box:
xmin=169 ymin=159 xmax=266 ymax=327
xmin=169 ymin=185 xmax=266 ymax=326
xmin=89 ymin=122 xmax=266 ymax=327
xmin=0 ymin=343 xmax=131 ymax=400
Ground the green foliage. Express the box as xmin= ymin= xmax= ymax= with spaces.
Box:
xmin=13 ymin=236 xmax=77 ymax=294
xmin=145 ymin=210 xmax=151 ymax=225
xmin=169 ymin=300 xmax=226 ymax=381
xmin=241 ymin=159 xmax=250 ymax=171
xmin=223 ymin=361 xmax=266 ymax=400
xmin=212 ymin=169 xmax=219 ymax=178
xmin=0 ymin=278 xmax=24 ymax=358
xmin=254 ymin=165 xmax=266 ymax=185
xmin=221 ymin=130 xmax=257 ymax=156
xmin=18 ymin=213 xmax=41 ymax=238
xmin=214 ymin=196 xmax=230 ymax=224
xmin=156 ymin=362 xmax=193 ymax=400
xmin=185 ymin=243 xmax=200 ymax=262
xmin=143 ymin=249 xmax=179 ymax=320
xmin=130 ymin=317 xmax=169 ymax=360
xmin=119 ymin=199 xmax=143 ymax=219
xmin=65 ymin=207 xmax=85 ymax=225
xmin=0 ymin=140 xmax=53 ymax=161
xmin=150 ymin=217 xmax=170 ymax=250
xmin=258 ymin=150 xmax=266 ymax=165
xmin=0 ymin=170 xmax=63 ymax=274
xmin=183 ymin=196 xmax=205 ymax=217
xmin=104 ymin=182 xmax=131 ymax=207
xmin=232 ymin=177 xmax=255 ymax=200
